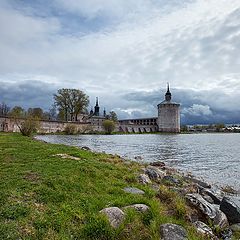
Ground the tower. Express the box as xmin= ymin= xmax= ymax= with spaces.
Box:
xmin=157 ymin=84 xmax=180 ymax=133
xmin=94 ymin=97 xmax=100 ymax=116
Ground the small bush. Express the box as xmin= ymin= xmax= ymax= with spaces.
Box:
xmin=19 ymin=118 xmax=39 ymax=137
xmin=102 ymin=120 xmax=116 ymax=134
xmin=64 ymin=124 xmax=77 ymax=135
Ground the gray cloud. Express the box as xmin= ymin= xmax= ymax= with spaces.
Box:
xmin=0 ymin=0 xmax=240 ymax=124
xmin=0 ymin=81 xmax=59 ymax=110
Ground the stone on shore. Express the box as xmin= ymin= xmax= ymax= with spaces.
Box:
xmin=186 ymin=193 xmax=228 ymax=228
xmin=220 ymin=197 xmax=240 ymax=224
xmin=144 ymin=166 xmax=166 ymax=181
xmin=193 ymin=221 xmax=214 ymax=237
xmin=123 ymin=204 xmax=150 ymax=213
xmin=138 ymin=174 xmax=152 ymax=185
xmin=123 ymin=187 xmax=145 ymax=195
xmin=160 ymin=223 xmax=187 ymax=240
xmin=163 ymin=175 xmax=180 ymax=185
xmin=150 ymin=161 xmax=165 ymax=168
xmin=100 ymin=207 xmax=125 ymax=228
xmin=200 ymin=188 xmax=222 ymax=205
xmin=184 ymin=177 xmax=211 ymax=188
xmin=81 ymin=146 xmax=91 ymax=151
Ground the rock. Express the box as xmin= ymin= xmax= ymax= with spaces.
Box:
xmin=81 ymin=146 xmax=91 ymax=151
xmin=138 ymin=174 xmax=152 ymax=185
xmin=186 ymin=193 xmax=229 ymax=228
xmin=123 ymin=204 xmax=149 ymax=213
xmin=150 ymin=161 xmax=165 ymax=168
xmin=100 ymin=207 xmax=125 ymax=228
xmin=184 ymin=176 xmax=211 ymax=188
xmin=163 ymin=175 xmax=180 ymax=185
xmin=230 ymin=223 xmax=240 ymax=232
xmin=202 ymin=194 xmax=214 ymax=204
xmin=193 ymin=221 xmax=214 ymax=237
xmin=123 ymin=187 xmax=145 ymax=195
xmin=144 ymin=166 xmax=166 ymax=181
xmin=219 ymin=228 xmax=232 ymax=240
xmin=134 ymin=156 xmax=143 ymax=161
xmin=53 ymin=153 xmax=80 ymax=160
xmin=160 ymin=223 xmax=187 ymax=240
xmin=220 ymin=197 xmax=240 ymax=224
xmin=200 ymin=189 xmax=222 ymax=205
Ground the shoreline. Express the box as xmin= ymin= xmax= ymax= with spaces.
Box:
xmin=1 ymin=133 xmax=240 ymax=239
xmin=35 ymin=133 xmax=240 ymax=194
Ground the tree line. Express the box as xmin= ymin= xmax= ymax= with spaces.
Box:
xmin=0 ymin=88 xmax=117 ymax=122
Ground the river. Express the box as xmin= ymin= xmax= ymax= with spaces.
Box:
xmin=36 ymin=133 xmax=240 ymax=190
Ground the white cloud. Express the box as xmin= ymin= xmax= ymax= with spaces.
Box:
xmin=182 ymin=104 xmax=212 ymax=116
xmin=0 ymin=0 xmax=240 ymax=122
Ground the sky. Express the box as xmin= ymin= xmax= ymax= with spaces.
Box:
xmin=0 ymin=0 xmax=240 ymax=124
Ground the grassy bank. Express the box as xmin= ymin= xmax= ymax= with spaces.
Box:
xmin=0 ymin=133 xmax=203 ymax=239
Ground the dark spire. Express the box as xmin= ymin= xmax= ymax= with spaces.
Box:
xmin=165 ymin=82 xmax=172 ymax=101
xmin=90 ymin=107 xmax=93 ymax=115
xmin=94 ymin=97 xmax=100 ymax=116
xmin=103 ymin=108 xmax=106 ymax=117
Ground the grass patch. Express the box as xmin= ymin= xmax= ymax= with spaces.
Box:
xmin=0 ymin=133 xmax=204 ymax=239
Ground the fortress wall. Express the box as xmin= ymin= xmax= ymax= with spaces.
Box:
xmin=0 ymin=116 xmax=91 ymax=133
xmin=118 ymin=123 xmax=157 ymax=133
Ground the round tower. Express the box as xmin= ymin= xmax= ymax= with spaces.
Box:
xmin=157 ymin=84 xmax=180 ymax=133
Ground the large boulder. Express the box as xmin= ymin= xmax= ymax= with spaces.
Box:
xmin=123 ymin=204 xmax=150 ymax=213
xmin=144 ymin=166 xmax=166 ymax=181
xmin=160 ymin=223 xmax=187 ymax=240
xmin=220 ymin=197 xmax=240 ymax=224
xmin=138 ymin=174 xmax=152 ymax=185
xmin=186 ymin=193 xmax=228 ymax=228
xmin=193 ymin=221 xmax=214 ymax=237
xmin=184 ymin=176 xmax=211 ymax=188
xmin=200 ymin=188 xmax=222 ymax=205
xmin=100 ymin=207 xmax=125 ymax=228
xmin=123 ymin=187 xmax=145 ymax=195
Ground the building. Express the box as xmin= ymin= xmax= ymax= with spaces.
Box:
xmin=157 ymin=84 xmax=180 ymax=132
xmin=118 ymin=84 xmax=180 ymax=133
xmin=0 ymin=85 xmax=180 ymax=134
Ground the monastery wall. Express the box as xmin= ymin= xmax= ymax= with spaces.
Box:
xmin=0 ymin=116 xmax=92 ymax=133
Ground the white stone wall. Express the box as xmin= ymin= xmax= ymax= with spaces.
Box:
xmin=157 ymin=104 xmax=180 ymax=132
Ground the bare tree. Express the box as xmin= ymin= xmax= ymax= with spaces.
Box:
xmin=0 ymin=102 xmax=10 ymax=116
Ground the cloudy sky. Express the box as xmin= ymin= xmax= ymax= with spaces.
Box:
xmin=0 ymin=0 xmax=240 ymax=124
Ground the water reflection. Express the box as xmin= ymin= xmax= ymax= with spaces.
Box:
xmin=36 ymin=133 xmax=240 ymax=189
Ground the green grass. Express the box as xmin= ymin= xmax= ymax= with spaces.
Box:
xmin=0 ymin=133 xmax=204 ymax=239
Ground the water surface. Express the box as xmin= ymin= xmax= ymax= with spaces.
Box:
xmin=36 ymin=133 xmax=240 ymax=190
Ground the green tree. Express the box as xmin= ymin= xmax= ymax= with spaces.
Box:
xmin=54 ymin=89 xmax=89 ymax=121
xmin=102 ymin=120 xmax=116 ymax=134
xmin=9 ymin=106 xmax=25 ymax=118
xmin=215 ymin=123 xmax=225 ymax=132
xmin=28 ymin=108 xmax=44 ymax=119
xmin=108 ymin=111 xmax=118 ymax=122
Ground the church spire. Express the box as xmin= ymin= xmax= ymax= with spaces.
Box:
xmin=94 ymin=97 xmax=100 ymax=116
xmin=165 ymin=83 xmax=172 ymax=101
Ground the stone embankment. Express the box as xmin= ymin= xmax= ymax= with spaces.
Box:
xmin=100 ymin=160 xmax=240 ymax=239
